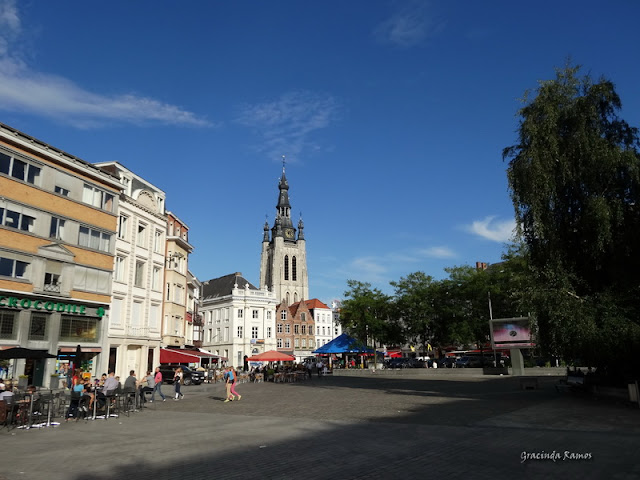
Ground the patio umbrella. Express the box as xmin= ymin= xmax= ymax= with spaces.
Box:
xmin=0 ymin=347 xmax=57 ymax=359
xmin=247 ymin=350 xmax=296 ymax=362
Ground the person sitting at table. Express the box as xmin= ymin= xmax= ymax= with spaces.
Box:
xmin=82 ymin=378 xmax=95 ymax=412
xmin=138 ymin=371 xmax=154 ymax=405
xmin=96 ymin=371 xmax=118 ymax=411
xmin=0 ymin=382 xmax=14 ymax=403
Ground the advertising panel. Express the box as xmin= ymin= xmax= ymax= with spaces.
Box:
xmin=490 ymin=317 xmax=535 ymax=348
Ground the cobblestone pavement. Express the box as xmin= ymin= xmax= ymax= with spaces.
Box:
xmin=2 ymin=374 xmax=639 ymax=480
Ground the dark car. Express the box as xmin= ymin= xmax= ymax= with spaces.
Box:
xmin=158 ymin=365 xmax=204 ymax=385
xmin=385 ymin=357 xmax=419 ymax=369
xmin=437 ymin=357 xmax=456 ymax=368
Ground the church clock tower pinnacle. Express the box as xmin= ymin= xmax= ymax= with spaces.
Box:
xmin=259 ymin=159 xmax=309 ymax=305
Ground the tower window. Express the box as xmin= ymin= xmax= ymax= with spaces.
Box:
xmin=292 ymin=256 xmax=297 ymax=281
xmin=284 ymin=255 xmax=289 ymax=281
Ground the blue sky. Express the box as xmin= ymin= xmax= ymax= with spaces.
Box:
xmin=1 ymin=1 xmax=639 ymax=306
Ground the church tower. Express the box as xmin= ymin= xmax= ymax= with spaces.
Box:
xmin=259 ymin=162 xmax=309 ymax=304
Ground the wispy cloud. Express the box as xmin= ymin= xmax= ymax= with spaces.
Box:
xmin=235 ymin=91 xmax=340 ymax=161
xmin=465 ymin=216 xmax=516 ymax=243
xmin=417 ymin=246 xmax=456 ymax=259
xmin=374 ymin=2 xmax=444 ymax=48
xmin=0 ymin=0 xmax=210 ymax=128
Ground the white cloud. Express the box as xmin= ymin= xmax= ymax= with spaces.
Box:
xmin=418 ymin=246 xmax=456 ymax=259
xmin=466 ymin=216 xmax=516 ymax=243
xmin=0 ymin=0 xmax=210 ymax=128
xmin=374 ymin=2 xmax=444 ymax=48
xmin=236 ymin=91 xmax=339 ymax=161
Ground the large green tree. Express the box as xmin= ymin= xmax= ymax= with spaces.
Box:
xmin=503 ymin=64 xmax=640 ymax=373
xmin=339 ymin=280 xmax=397 ymax=349
xmin=390 ymin=272 xmax=436 ymax=355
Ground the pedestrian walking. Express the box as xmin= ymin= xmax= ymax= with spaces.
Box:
xmin=150 ymin=366 xmax=166 ymax=402
xmin=223 ymin=367 xmax=241 ymax=402
xmin=173 ymin=367 xmax=184 ymax=400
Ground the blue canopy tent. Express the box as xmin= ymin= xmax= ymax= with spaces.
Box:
xmin=313 ymin=333 xmax=383 ymax=369
xmin=312 ymin=333 xmax=374 ymax=355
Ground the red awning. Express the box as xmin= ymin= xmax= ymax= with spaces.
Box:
xmin=160 ymin=348 xmax=222 ymax=363
xmin=160 ymin=348 xmax=202 ymax=363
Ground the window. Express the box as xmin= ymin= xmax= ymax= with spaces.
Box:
xmin=54 ymin=185 xmax=69 ymax=197
xmin=302 ymin=325 xmax=306 ymax=334
xmin=73 ymin=266 xmax=110 ymax=294
xmin=266 ymin=311 xmax=272 ymax=320
xmin=137 ymin=223 xmax=147 ymax=247
xmin=294 ymin=338 xmax=299 ymax=348
xmin=302 ymin=339 xmax=306 ymax=348
xmin=0 ymin=152 xmax=41 ymax=185
xmin=252 ymin=310 xmax=259 ymax=319
xmin=224 ymin=326 xmax=229 ymax=341
xmin=118 ymin=215 xmax=128 ymax=239
xmin=277 ymin=338 xmax=283 ymax=348
xmin=237 ymin=326 xmax=243 ymax=338
xmin=174 ymin=284 xmax=184 ymax=304
xmin=78 ymin=226 xmax=111 ymax=252
xmin=82 ymin=184 xmax=114 ymax=212
xmin=0 ymin=257 xmax=29 ymax=279
xmin=59 ymin=316 xmax=99 ymax=342
xmin=292 ymin=256 xmax=297 ymax=281
xmin=317 ymin=326 xmax=320 ymax=335
xmin=285 ymin=324 xmax=290 ymax=334
xmin=111 ymin=297 xmax=122 ymax=326
xmin=284 ymin=255 xmax=289 ymax=280
xmin=252 ymin=326 xmax=258 ymax=339
xmin=267 ymin=326 xmax=272 ymax=338
xmin=29 ymin=314 xmax=48 ymax=340
xmin=216 ymin=328 xmax=221 ymax=342
xmin=284 ymin=339 xmax=291 ymax=348
xmin=238 ymin=309 xmax=243 ymax=319
xmin=154 ymin=230 xmax=163 ymax=253
xmin=1 ymin=208 xmax=35 ymax=233
xmin=134 ymin=260 xmax=145 ymax=287
xmin=44 ymin=272 xmax=60 ymax=292
xmin=301 ymin=313 xmax=306 ymax=322
xmin=280 ymin=311 xmax=287 ymax=320
xmin=294 ymin=325 xmax=299 ymax=334
xmin=277 ymin=323 xmax=282 ymax=333
xmin=152 ymin=266 xmax=161 ymax=290
xmin=49 ymin=217 xmax=66 ymax=240
xmin=0 ymin=311 xmax=16 ymax=339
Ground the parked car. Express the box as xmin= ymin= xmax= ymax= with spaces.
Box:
xmin=437 ymin=357 xmax=456 ymax=368
xmin=385 ymin=358 xmax=423 ymax=369
xmin=455 ymin=355 xmax=495 ymax=368
xmin=158 ymin=365 xmax=204 ymax=385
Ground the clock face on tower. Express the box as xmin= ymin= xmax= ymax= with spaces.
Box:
xmin=285 ymin=228 xmax=295 ymax=238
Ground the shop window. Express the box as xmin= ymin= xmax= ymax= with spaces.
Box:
xmin=0 ymin=311 xmax=16 ymax=339
xmin=29 ymin=314 xmax=48 ymax=340
xmin=60 ymin=316 xmax=99 ymax=342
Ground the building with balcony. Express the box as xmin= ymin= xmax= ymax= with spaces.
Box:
xmin=186 ymin=270 xmax=202 ymax=348
xmin=162 ymin=212 xmax=193 ymax=347
xmin=200 ymin=273 xmax=277 ymax=368
xmin=94 ymin=162 xmax=166 ymax=379
xmin=0 ymin=123 xmax=121 ymax=386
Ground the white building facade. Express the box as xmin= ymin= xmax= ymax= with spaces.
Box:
xmin=95 ymin=161 xmax=166 ymax=379
xmin=200 ymin=273 xmax=277 ymax=368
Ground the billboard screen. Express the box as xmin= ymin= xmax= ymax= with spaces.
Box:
xmin=490 ymin=317 xmax=534 ymax=348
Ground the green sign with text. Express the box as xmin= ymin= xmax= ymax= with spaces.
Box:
xmin=0 ymin=295 xmax=106 ymax=318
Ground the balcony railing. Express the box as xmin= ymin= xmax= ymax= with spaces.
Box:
xmin=43 ymin=283 xmax=61 ymax=293
xmin=125 ymin=326 xmax=150 ymax=338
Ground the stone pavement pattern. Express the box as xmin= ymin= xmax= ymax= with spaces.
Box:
xmin=2 ymin=374 xmax=640 ymax=480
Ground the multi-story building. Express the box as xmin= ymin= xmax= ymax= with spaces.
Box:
xmin=305 ymin=299 xmax=336 ymax=351
xmin=94 ymin=161 xmax=166 ymax=379
xmin=186 ymin=270 xmax=202 ymax=348
xmin=162 ymin=212 xmax=193 ymax=347
xmin=275 ymin=299 xmax=315 ymax=361
xmin=200 ymin=272 xmax=277 ymax=368
xmin=0 ymin=123 xmax=121 ymax=386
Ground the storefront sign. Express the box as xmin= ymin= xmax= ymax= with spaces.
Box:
xmin=0 ymin=295 xmax=106 ymax=318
